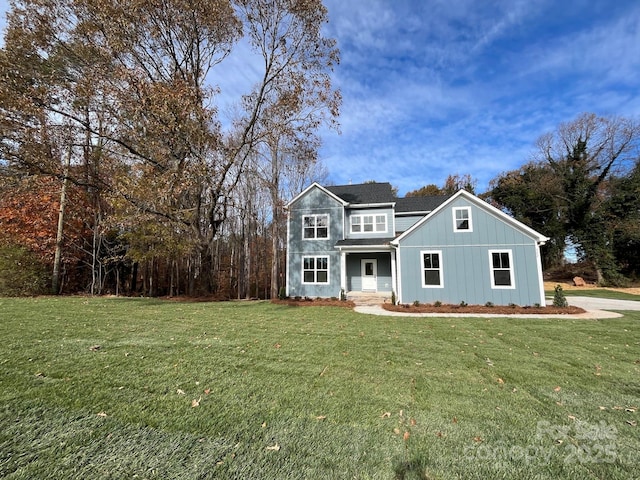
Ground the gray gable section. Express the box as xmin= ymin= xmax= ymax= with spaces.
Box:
xmin=326 ymin=182 xmax=395 ymax=204
xmin=394 ymin=190 xmax=548 ymax=246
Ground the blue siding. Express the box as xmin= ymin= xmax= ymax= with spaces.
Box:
xmin=397 ymin=196 xmax=544 ymax=306
xmin=345 ymin=207 xmax=394 ymax=239
xmin=394 ymin=215 xmax=423 ymax=233
xmin=287 ymin=187 xmax=344 ymax=298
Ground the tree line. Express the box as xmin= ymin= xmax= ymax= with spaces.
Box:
xmin=0 ymin=0 xmax=338 ymax=297
xmin=1 ymin=2 xmax=638 ymax=296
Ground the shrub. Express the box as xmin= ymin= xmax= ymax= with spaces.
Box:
xmin=459 ymin=301 xmax=468 ymax=307
xmin=413 ymin=300 xmax=421 ymax=307
xmin=553 ymin=284 xmax=568 ymax=308
xmin=0 ymin=242 xmax=49 ymax=296
xmin=433 ymin=300 xmax=442 ymax=307
xmin=390 ymin=291 xmax=396 ymax=305
xmin=485 ymin=302 xmax=494 ymax=308
xmin=340 ymin=288 xmax=347 ymax=301
xmin=278 ymin=286 xmax=287 ymax=300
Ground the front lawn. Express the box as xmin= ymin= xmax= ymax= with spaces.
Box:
xmin=1 ymin=297 xmax=638 ymax=479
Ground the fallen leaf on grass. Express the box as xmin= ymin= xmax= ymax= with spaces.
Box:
xmin=403 ymin=431 xmax=410 ymax=441
xmin=177 ymin=389 xmax=186 ymax=395
xmin=497 ymin=378 xmax=504 ymax=384
xmin=626 ymin=420 xmax=637 ymax=427
xmin=266 ymin=443 xmax=280 ymax=451
xmin=473 ymin=436 xmax=483 ymax=443
xmin=262 ymin=422 xmax=267 ymax=428
xmin=89 ymin=345 xmax=101 ymax=351
xmin=381 ymin=412 xmax=391 ymax=418
xmin=626 ymin=406 xmax=637 ymax=412
xmin=410 ymin=418 xmax=416 ymax=426
xmin=192 ymin=397 xmax=201 ymax=407
xmin=315 ymin=415 xmax=327 ymax=421
xmin=274 ymin=343 xmax=281 ymax=349
xmin=204 ymin=388 xmax=211 ymax=395
xmin=554 ymin=386 xmax=561 ymax=392
xmin=96 ymin=411 xmax=107 ymax=417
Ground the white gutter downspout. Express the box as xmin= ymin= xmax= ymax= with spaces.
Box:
xmin=535 ymin=240 xmax=547 ymax=307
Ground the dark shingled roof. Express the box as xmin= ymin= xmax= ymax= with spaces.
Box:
xmin=326 ymin=182 xmax=396 ymax=204
xmin=325 ymin=183 xmax=451 ymax=213
xmin=395 ymin=195 xmax=452 ymax=213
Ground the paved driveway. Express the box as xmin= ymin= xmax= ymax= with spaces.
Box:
xmin=564 ymin=296 xmax=640 ymax=312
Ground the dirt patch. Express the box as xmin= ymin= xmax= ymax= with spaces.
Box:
xmin=382 ymin=303 xmax=586 ymax=315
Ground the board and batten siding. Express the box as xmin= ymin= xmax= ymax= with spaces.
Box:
xmin=286 ymin=186 xmax=344 ymax=298
xmin=344 ymin=207 xmax=395 ymax=239
xmin=396 ymin=195 xmax=545 ymax=306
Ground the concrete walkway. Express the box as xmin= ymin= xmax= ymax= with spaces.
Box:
xmin=354 ymin=296 xmax=640 ymax=319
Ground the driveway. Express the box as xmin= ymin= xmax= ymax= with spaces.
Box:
xmin=354 ymin=296 xmax=639 ymax=319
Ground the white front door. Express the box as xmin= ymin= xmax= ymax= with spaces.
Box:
xmin=361 ymin=259 xmax=377 ymax=291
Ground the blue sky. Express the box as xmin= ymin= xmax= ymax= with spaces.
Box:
xmin=2 ymin=0 xmax=639 ymax=195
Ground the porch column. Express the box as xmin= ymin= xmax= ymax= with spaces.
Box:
xmin=340 ymin=250 xmax=347 ymax=294
xmin=390 ymin=249 xmax=397 ymax=299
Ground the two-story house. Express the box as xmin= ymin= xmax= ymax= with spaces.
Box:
xmin=285 ymin=182 xmax=549 ymax=306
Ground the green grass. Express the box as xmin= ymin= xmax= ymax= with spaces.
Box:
xmin=548 ymin=289 xmax=640 ymax=301
xmin=1 ymin=297 xmax=638 ymax=479
xmin=544 ymin=287 xmax=640 ymax=305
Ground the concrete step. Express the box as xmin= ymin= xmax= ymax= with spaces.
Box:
xmin=347 ymin=291 xmax=391 ymax=306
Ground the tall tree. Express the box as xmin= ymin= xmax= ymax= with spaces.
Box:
xmin=488 ymin=113 xmax=640 ymax=284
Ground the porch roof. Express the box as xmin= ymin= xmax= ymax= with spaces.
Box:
xmin=334 ymin=238 xmax=396 ymax=251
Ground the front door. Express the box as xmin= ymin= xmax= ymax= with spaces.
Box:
xmin=361 ymin=259 xmax=377 ymax=291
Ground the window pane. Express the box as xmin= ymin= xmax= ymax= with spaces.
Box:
xmin=424 ymin=270 xmax=440 ymax=286
xmin=303 ymin=257 xmax=314 ymax=269
xmin=316 ymin=215 xmax=328 ymax=227
xmin=317 ymin=257 xmax=327 ymax=270
xmin=423 ymin=254 xmax=432 ymax=269
xmin=304 ymin=271 xmax=315 ymax=283
xmin=316 ymin=271 xmax=328 ymax=283
xmin=303 ymin=228 xmax=315 ymax=239
xmin=364 ymin=224 xmax=373 ymax=232
xmin=352 ymin=224 xmax=361 ymax=232
xmin=494 ymin=270 xmax=511 ymax=286
xmin=304 ymin=216 xmax=314 ymax=227
xmin=317 ymin=227 xmax=328 ymax=238
xmin=500 ymin=253 xmax=510 ymax=268
xmin=492 ymin=253 xmax=501 ymax=268
xmin=457 ymin=219 xmax=469 ymax=230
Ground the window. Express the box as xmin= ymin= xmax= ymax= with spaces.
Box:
xmin=453 ymin=207 xmax=472 ymax=232
xmin=489 ymin=250 xmax=514 ymax=288
xmin=351 ymin=214 xmax=387 ymax=233
xmin=303 ymin=214 xmax=329 ymax=239
xmin=421 ymin=250 xmax=443 ymax=288
xmin=302 ymin=256 xmax=329 ymax=284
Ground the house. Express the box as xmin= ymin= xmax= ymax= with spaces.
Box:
xmin=285 ymin=182 xmax=549 ymax=306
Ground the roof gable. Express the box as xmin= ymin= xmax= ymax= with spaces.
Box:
xmin=286 ymin=182 xmax=348 ymax=208
xmin=393 ymin=189 xmax=549 ymax=244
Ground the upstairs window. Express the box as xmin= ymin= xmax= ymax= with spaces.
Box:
xmin=302 ymin=256 xmax=329 ymax=284
xmin=453 ymin=207 xmax=472 ymax=232
xmin=421 ymin=250 xmax=443 ymax=288
xmin=351 ymin=214 xmax=387 ymax=233
xmin=489 ymin=250 xmax=514 ymax=288
xmin=303 ymin=214 xmax=329 ymax=239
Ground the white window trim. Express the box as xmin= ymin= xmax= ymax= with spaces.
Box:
xmin=420 ymin=250 xmax=444 ymax=288
xmin=302 ymin=255 xmax=330 ymax=285
xmin=453 ymin=206 xmax=473 ymax=232
xmin=488 ymin=249 xmax=515 ymax=289
xmin=302 ymin=214 xmax=330 ymax=240
xmin=350 ymin=213 xmax=387 ymax=234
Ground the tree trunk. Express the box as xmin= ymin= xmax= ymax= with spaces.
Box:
xmin=52 ymin=148 xmax=72 ymax=294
